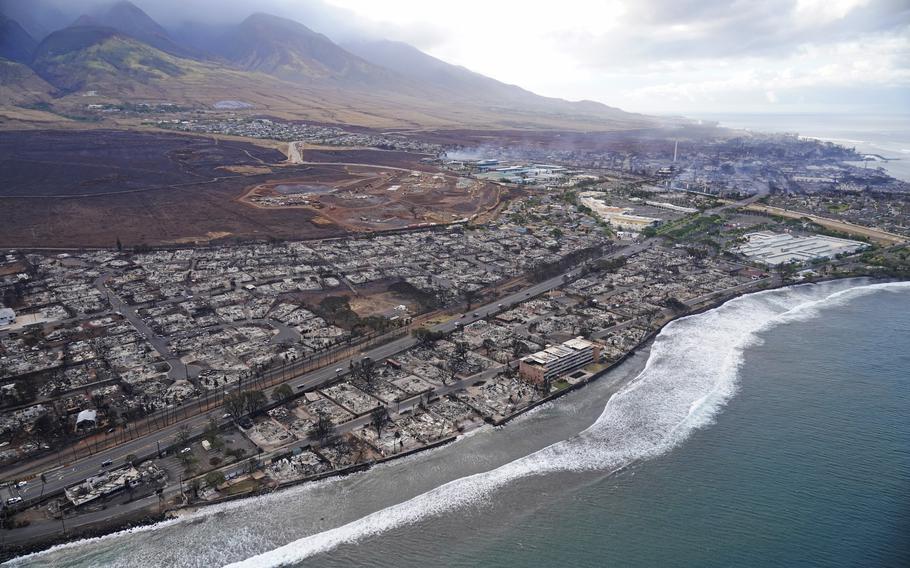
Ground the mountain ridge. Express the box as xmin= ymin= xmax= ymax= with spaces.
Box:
xmin=0 ymin=14 xmax=37 ymax=64
xmin=2 ymin=2 xmax=655 ymax=131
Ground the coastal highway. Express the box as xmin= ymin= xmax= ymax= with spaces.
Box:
xmin=0 ymin=364 xmax=507 ymax=548
xmin=1 ymin=240 xmax=649 ymax=507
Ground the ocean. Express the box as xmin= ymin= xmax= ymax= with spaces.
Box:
xmin=694 ymin=112 xmax=910 ymax=182
xmin=6 ymin=279 xmax=909 ymax=567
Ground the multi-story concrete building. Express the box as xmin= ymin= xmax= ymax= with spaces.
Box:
xmin=519 ymin=337 xmax=601 ymax=384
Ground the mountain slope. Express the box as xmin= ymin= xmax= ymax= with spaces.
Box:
xmin=71 ymin=0 xmax=190 ymax=57
xmin=12 ymin=9 xmax=653 ymax=131
xmin=344 ymin=39 xmax=637 ymax=121
xmin=344 ymin=39 xmax=529 ymax=101
xmin=0 ymin=57 xmax=52 ymax=104
xmin=31 ymin=25 xmax=185 ymax=92
xmin=0 ymin=0 xmax=70 ymax=41
xmin=0 ymin=14 xmax=37 ymax=63
xmin=208 ymin=13 xmax=395 ymax=85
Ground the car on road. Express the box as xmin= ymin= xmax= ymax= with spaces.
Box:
xmin=335 ymin=368 xmax=343 ymax=373
xmin=6 ymin=497 xmax=22 ymax=505
xmin=472 ymin=312 xmax=479 ymax=317
xmin=222 ymin=413 xmax=232 ymax=419
xmin=497 ymin=304 xmax=503 ymax=309
xmin=180 ymin=447 xmax=192 ymax=454
xmin=101 ymin=459 xmax=112 ymax=467
xmin=454 ymin=321 xmax=462 ymax=327
xmin=15 ymin=481 xmax=27 ymax=488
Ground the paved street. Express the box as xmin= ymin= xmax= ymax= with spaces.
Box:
xmin=1 ymin=239 xmax=650 ymax=510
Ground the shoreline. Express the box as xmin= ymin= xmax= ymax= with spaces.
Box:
xmin=2 ymin=274 xmax=899 ymax=561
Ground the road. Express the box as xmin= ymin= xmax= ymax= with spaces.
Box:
xmin=94 ymin=274 xmax=192 ymax=381
xmin=739 ymin=202 xmax=907 ymax=245
xmin=1 ymin=239 xmax=649 ymax=509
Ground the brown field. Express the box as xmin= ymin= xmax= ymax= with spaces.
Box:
xmin=241 ymin=164 xmax=502 ymax=232
xmin=0 ymin=129 xmax=509 ymax=248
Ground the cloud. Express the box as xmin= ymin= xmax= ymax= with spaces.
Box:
xmin=561 ymin=0 xmax=910 ymax=65
xmin=6 ymin=0 xmax=907 ymax=113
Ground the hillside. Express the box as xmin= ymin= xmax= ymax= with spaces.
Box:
xmin=5 ymin=7 xmax=654 ymax=131
xmin=203 ymin=13 xmax=397 ymax=86
xmin=344 ymin=39 xmax=541 ymax=103
xmin=0 ymin=0 xmax=70 ymax=41
xmin=0 ymin=58 xmax=52 ymax=105
xmin=344 ymin=39 xmax=638 ymax=122
xmin=0 ymin=15 xmax=37 ymax=63
xmin=31 ymin=26 xmax=187 ymax=93
xmin=71 ymin=1 xmax=189 ymax=57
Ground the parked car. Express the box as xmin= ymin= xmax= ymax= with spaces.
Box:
xmin=6 ymin=497 xmax=22 ymax=505
xmin=180 ymin=447 xmax=192 ymax=454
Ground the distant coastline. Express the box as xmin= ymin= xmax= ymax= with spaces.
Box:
xmin=693 ymin=112 xmax=910 ymax=182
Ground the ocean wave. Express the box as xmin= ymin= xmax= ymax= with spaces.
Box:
xmin=8 ymin=280 xmax=905 ymax=568
xmin=228 ymin=280 xmax=908 ymax=568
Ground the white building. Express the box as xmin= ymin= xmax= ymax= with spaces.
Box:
xmin=519 ymin=337 xmax=601 ymax=384
xmin=579 ymin=193 xmax=661 ymax=231
xmin=735 ymin=231 xmax=866 ymax=265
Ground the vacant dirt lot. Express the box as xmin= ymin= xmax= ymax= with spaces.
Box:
xmin=0 ymin=130 xmax=506 ymax=248
xmin=242 ymin=164 xmax=503 ymax=232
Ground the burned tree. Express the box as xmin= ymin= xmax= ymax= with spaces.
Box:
xmin=308 ymin=411 xmax=334 ymax=445
xmin=370 ymin=405 xmax=391 ymax=437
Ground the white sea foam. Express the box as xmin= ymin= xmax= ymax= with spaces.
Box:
xmin=227 ymin=280 xmax=909 ymax=568
xmin=7 ymin=280 xmax=906 ymax=568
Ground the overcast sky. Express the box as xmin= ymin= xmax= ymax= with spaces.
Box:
xmin=25 ymin=0 xmax=910 ymax=115
xmin=320 ymin=0 xmax=909 ymax=115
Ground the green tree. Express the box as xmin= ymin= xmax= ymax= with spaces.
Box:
xmin=205 ymin=471 xmax=226 ymax=489
xmin=272 ymin=384 xmax=294 ymax=403
xmin=413 ymin=327 xmax=444 ymax=348
xmin=176 ymin=425 xmax=190 ymax=446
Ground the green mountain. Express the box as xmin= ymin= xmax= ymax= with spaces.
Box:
xmin=32 ymin=25 xmax=185 ymax=93
xmin=71 ymin=1 xmax=190 ymax=57
xmin=8 ymin=7 xmax=655 ymax=131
